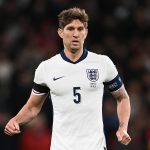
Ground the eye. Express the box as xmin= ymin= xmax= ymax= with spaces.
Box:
xmin=78 ymin=27 xmax=84 ymax=31
xmin=67 ymin=27 xmax=74 ymax=31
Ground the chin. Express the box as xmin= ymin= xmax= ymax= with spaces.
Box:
xmin=70 ymin=48 xmax=79 ymax=53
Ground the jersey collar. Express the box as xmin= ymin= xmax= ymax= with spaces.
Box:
xmin=60 ymin=48 xmax=88 ymax=64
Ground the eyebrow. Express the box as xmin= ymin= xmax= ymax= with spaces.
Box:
xmin=66 ymin=26 xmax=85 ymax=29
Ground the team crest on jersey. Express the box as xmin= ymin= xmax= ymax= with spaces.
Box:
xmin=86 ymin=69 xmax=99 ymax=82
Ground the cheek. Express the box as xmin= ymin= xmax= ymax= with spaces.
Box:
xmin=83 ymin=30 xmax=88 ymax=38
xmin=84 ymin=32 xmax=87 ymax=39
xmin=63 ymin=35 xmax=71 ymax=44
xmin=81 ymin=32 xmax=87 ymax=40
xmin=81 ymin=35 xmax=87 ymax=42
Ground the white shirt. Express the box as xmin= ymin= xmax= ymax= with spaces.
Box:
xmin=33 ymin=49 xmax=119 ymax=150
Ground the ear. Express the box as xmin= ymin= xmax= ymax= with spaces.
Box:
xmin=58 ymin=28 xmax=63 ymax=38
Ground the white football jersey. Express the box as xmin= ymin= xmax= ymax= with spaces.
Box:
xmin=33 ymin=49 xmax=120 ymax=150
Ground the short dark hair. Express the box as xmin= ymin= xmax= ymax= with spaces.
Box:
xmin=58 ymin=7 xmax=89 ymax=29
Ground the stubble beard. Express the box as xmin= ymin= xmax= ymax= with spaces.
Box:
xmin=70 ymin=48 xmax=79 ymax=54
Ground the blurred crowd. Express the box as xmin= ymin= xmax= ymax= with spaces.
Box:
xmin=0 ymin=0 xmax=150 ymax=150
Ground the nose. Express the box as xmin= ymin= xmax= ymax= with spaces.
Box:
xmin=73 ymin=29 xmax=79 ymax=37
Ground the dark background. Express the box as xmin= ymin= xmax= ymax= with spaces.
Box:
xmin=0 ymin=0 xmax=150 ymax=150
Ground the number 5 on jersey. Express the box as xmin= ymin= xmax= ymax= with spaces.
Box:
xmin=73 ymin=87 xmax=81 ymax=104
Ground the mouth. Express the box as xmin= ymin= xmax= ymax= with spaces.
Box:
xmin=72 ymin=40 xmax=79 ymax=45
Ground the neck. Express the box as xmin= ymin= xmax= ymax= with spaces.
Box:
xmin=64 ymin=48 xmax=84 ymax=62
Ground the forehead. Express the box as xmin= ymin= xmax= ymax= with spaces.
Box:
xmin=64 ymin=19 xmax=85 ymax=28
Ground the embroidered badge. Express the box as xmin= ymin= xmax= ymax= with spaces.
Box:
xmin=86 ymin=69 xmax=99 ymax=82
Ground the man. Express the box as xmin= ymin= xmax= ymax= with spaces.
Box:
xmin=4 ymin=7 xmax=131 ymax=150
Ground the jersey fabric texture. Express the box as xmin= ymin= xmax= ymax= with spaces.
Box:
xmin=33 ymin=49 xmax=122 ymax=150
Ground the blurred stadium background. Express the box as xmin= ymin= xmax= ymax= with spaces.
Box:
xmin=0 ymin=0 xmax=150 ymax=150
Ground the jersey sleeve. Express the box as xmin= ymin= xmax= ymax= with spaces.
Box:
xmin=32 ymin=62 xmax=50 ymax=95
xmin=103 ymin=56 xmax=123 ymax=92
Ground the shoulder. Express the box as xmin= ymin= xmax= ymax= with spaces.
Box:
xmin=88 ymin=51 xmax=111 ymax=62
xmin=40 ymin=53 xmax=61 ymax=66
xmin=44 ymin=53 xmax=61 ymax=63
xmin=35 ymin=54 xmax=61 ymax=72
